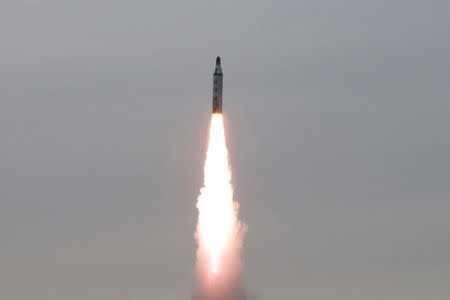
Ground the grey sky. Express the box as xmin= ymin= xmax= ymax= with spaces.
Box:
xmin=1 ymin=1 xmax=449 ymax=299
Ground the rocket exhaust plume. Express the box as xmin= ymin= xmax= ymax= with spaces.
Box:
xmin=194 ymin=114 xmax=246 ymax=300
xmin=194 ymin=58 xmax=247 ymax=300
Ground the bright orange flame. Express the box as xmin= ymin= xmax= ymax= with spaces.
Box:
xmin=195 ymin=114 xmax=246 ymax=286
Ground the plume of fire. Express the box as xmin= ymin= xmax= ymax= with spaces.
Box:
xmin=194 ymin=113 xmax=247 ymax=300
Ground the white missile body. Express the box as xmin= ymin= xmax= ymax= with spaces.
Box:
xmin=212 ymin=57 xmax=223 ymax=113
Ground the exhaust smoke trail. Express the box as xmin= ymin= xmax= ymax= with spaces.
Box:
xmin=194 ymin=113 xmax=247 ymax=300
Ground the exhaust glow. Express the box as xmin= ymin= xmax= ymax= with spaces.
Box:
xmin=195 ymin=113 xmax=246 ymax=299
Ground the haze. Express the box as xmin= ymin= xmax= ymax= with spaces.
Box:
xmin=1 ymin=1 xmax=449 ymax=299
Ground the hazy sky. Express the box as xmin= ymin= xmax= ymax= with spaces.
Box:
xmin=1 ymin=1 xmax=449 ymax=299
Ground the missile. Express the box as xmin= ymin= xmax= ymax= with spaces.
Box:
xmin=212 ymin=56 xmax=223 ymax=114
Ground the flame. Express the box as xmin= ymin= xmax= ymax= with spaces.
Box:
xmin=195 ymin=113 xmax=246 ymax=298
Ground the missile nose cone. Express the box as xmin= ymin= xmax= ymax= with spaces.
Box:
xmin=216 ymin=56 xmax=221 ymax=66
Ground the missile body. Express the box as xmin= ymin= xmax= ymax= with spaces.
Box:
xmin=212 ymin=57 xmax=223 ymax=114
